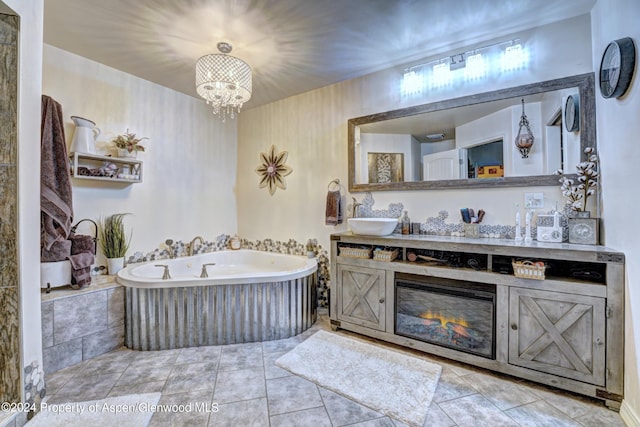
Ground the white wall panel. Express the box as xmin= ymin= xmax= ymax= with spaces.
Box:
xmin=591 ymin=0 xmax=640 ymax=421
xmin=42 ymin=45 xmax=238 ymax=263
xmin=237 ymin=15 xmax=593 ymax=250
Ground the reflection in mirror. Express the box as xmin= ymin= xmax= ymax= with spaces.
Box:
xmin=348 ymin=73 xmax=596 ymax=191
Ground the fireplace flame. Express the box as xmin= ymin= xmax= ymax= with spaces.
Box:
xmin=419 ymin=311 xmax=469 ymax=328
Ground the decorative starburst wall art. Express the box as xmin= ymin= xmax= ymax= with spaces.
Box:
xmin=255 ymin=145 xmax=293 ymax=196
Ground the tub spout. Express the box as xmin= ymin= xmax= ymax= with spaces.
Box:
xmin=188 ymin=236 xmax=205 ymax=256
xmin=155 ymin=264 xmax=171 ymax=280
xmin=200 ymin=263 xmax=216 ymax=278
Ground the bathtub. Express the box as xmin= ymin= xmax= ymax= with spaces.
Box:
xmin=116 ymin=250 xmax=318 ymax=350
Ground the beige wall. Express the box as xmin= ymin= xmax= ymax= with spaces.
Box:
xmin=237 ymin=15 xmax=593 ymax=252
xmin=42 ymin=45 xmax=239 ymax=263
xmin=591 ymin=0 xmax=640 ymax=424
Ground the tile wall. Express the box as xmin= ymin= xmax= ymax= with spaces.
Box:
xmin=41 ymin=281 xmax=125 ymax=375
xmin=0 ymin=12 xmax=20 ymax=405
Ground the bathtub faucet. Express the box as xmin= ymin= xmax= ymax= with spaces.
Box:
xmin=154 ymin=264 xmax=171 ymax=280
xmin=188 ymin=236 xmax=205 ymax=256
xmin=200 ymin=263 xmax=216 ymax=278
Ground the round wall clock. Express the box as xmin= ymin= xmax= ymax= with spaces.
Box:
xmin=599 ymin=37 xmax=636 ymax=99
xmin=564 ymin=94 xmax=580 ymax=132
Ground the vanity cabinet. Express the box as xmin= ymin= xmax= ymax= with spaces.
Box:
xmin=336 ymin=264 xmax=387 ymax=331
xmin=330 ymin=233 xmax=624 ymax=409
xmin=508 ymin=287 xmax=606 ymax=386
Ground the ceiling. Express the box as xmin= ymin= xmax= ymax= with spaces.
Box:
xmin=43 ymin=0 xmax=595 ymax=110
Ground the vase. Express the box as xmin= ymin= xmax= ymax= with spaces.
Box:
xmin=568 ymin=212 xmax=599 ymax=245
xmin=106 ymin=257 xmax=125 ymax=275
xmin=117 ymin=148 xmax=137 ymax=158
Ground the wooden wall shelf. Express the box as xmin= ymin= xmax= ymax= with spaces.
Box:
xmin=69 ymin=152 xmax=143 ymax=184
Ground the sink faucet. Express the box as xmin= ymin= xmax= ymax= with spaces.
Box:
xmin=352 ymin=197 xmax=363 ymax=218
xmin=188 ymin=236 xmax=205 ymax=256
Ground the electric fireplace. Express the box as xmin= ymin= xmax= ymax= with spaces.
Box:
xmin=395 ymin=273 xmax=496 ymax=359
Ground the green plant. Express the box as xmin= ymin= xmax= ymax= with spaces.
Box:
xmin=112 ymin=129 xmax=148 ymax=153
xmin=98 ymin=213 xmax=132 ymax=258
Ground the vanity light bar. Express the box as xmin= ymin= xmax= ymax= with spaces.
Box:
xmin=401 ymin=39 xmax=527 ymax=93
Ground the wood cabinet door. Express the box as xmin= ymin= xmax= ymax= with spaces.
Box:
xmin=509 ymin=287 xmax=605 ymax=385
xmin=336 ymin=265 xmax=386 ymax=331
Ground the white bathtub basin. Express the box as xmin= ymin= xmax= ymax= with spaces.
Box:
xmin=116 ymin=249 xmax=317 ymax=288
xmin=348 ymin=218 xmax=398 ymax=236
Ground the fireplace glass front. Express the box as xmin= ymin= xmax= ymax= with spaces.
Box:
xmin=395 ymin=273 xmax=496 ymax=359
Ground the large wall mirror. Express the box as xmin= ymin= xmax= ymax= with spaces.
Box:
xmin=348 ymin=73 xmax=596 ymax=191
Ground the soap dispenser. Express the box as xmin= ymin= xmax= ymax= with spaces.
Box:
xmin=401 ymin=211 xmax=411 ymax=235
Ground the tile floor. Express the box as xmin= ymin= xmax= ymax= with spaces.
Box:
xmin=40 ymin=311 xmax=625 ymax=427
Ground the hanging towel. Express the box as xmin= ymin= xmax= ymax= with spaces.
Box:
xmin=68 ymin=252 xmax=94 ymax=289
xmin=41 ymin=95 xmax=73 ymax=251
xmin=325 ymin=190 xmax=343 ymax=225
xmin=69 ymin=234 xmax=96 ymax=255
xmin=41 ymin=240 xmax=72 ymax=263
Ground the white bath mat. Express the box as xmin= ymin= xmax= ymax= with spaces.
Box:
xmin=276 ymin=330 xmax=442 ymax=427
xmin=26 ymin=393 xmax=161 ymax=427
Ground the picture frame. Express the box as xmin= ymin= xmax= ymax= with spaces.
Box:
xmin=367 ymin=152 xmax=404 ymax=183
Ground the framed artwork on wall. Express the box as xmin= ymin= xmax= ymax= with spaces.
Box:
xmin=368 ymin=152 xmax=404 ymax=183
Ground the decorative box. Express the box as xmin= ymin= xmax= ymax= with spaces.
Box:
xmin=568 ymin=217 xmax=599 ymax=245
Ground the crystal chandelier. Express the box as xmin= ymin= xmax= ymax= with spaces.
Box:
xmin=514 ymin=99 xmax=534 ymax=158
xmin=195 ymin=42 xmax=252 ymax=122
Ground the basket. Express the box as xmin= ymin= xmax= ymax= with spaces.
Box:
xmin=373 ymin=248 xmax=398 ymax=262
xmin=512 ymin=260 xmax=546 ymax=280
xmin=339 ymin=246 xmax=372 ymax=259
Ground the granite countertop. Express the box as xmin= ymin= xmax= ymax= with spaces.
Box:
xmin=332 ymin=232 xmax=624 ymax=256
xmin=40 ymin=275 xmax=120 ymax=302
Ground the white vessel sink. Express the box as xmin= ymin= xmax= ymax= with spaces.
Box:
xmin=348 ymin=218 xmax=398 ymax=236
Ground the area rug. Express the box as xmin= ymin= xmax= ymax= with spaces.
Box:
xmin=275 ymin=330 xmax=441 ymax=427
xmin=26 ymin=393 xmax=161 ymax=427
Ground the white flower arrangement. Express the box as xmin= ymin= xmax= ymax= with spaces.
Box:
xmin=555 ymin=147 xmax=599 ymax=212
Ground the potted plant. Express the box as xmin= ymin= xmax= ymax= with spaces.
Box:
xmin=555 ymin=147 xmax=599 ymax=214
xmin=555 ymin=147 xmax=599 ymax=244
xmin=112 ymin=129 xmax=148 ymax=158
xmin=98 ymin=213 xmax=132 ymax=274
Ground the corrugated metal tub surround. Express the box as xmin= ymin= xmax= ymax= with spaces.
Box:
xmin=117 ymin=250 xmax=318 ymax=350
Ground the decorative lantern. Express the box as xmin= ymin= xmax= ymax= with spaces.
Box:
xmin=515 ymin=99 xmax=534 ymax=158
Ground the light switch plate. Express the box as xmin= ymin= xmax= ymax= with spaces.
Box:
xmin=524 ymin=192 xmax=544 ymax=209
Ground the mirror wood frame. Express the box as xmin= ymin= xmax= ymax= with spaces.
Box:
xmin=348 ymin=73 xmax=596 ymax=192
